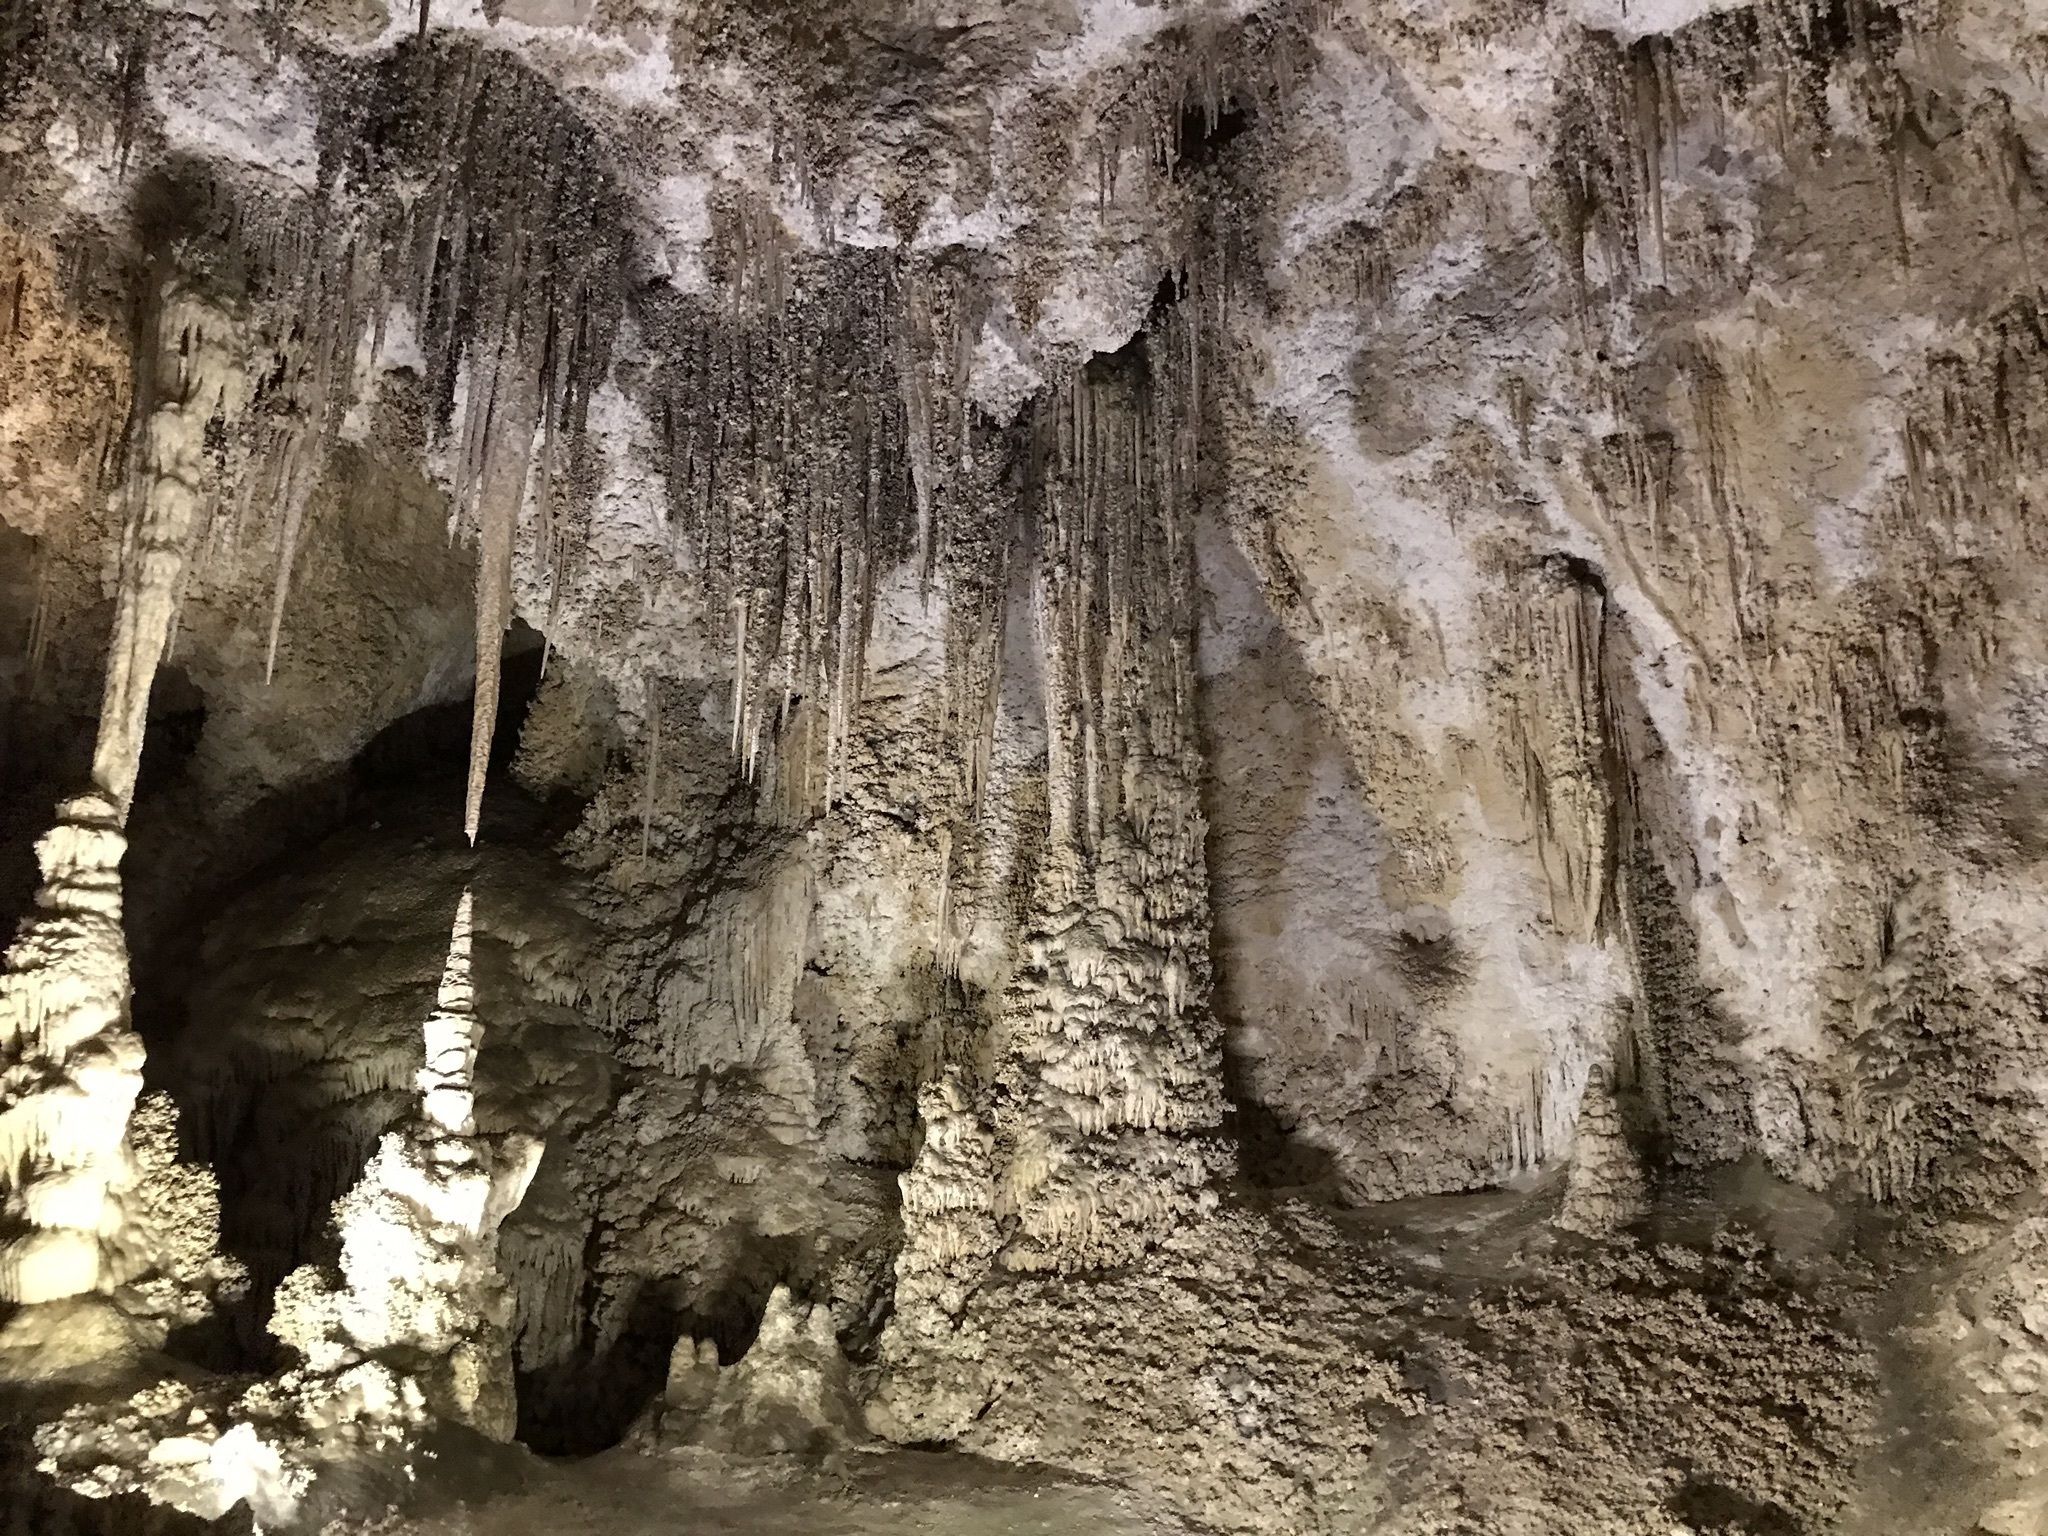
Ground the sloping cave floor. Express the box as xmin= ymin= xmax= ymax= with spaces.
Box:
xmin=0 ymin=1155 xmax=1991 ymax=1535
xmin=368 ymin=1443 xmax=1197 ymax=1536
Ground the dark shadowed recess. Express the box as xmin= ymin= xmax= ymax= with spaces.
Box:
xmin=130 ymin=621 xmax=554 ymax=1373
xmin=1172 ymin=98 xmax=1253 ymax=174
xmin=514 ymin=1248 xmax=796 ymax=1457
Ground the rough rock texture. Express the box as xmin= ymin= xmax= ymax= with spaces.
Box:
xmin=4 ymin=0 xmax=2048 ymax=1530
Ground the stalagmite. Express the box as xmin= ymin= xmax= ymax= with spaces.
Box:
xmin=868 ymin=1069 xmax=1002 ymax=1440
xmin=0 ymin=797 xmax=143 ymax=1308
xmin=266 ymin=886 xmax=542 ymax=1438
xmin=657 ymin=1284 xmax=861 ymax=1452
xmin=1556 ymin=1067 xmax=1648 ymax=1236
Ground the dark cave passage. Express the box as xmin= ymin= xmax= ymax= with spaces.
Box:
xmin=513 ymin=1257 xmax=793 ymax=1457
xmin=515 ymin=1293 xmax=683 ymax=1457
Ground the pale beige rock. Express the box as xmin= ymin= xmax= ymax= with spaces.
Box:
xmin=7 ymin=0 xmax=2048 ymax=1530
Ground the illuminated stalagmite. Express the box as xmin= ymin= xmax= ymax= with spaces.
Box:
xmin=267 ymin=888 xmax=541 ymax=1439
xmin=36 ymin=889 xmax=540 ymax=1523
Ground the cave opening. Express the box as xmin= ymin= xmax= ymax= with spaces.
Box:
xmin=516 ymin=1291 xmax=687 ymax=1458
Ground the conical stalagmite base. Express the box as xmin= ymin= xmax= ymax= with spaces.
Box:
xmin=0 ymin=797 xmax=144 ymax=1311
xmin=1557 ymin=1067 xmax=1649 ymax=1238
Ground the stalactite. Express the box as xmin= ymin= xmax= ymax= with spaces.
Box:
xmin=640 ymin=680 xmax=662 ymax=860
xmin=1496 ymin=556 xmax=1616 ymax=942
xmin=251 ymin=213 xmax=371 ymax=684
xmin=1980 ymin=102 xmax=2040 ymax=294
xmin=502 ymin=1216 xmax=587 ymax=1373
xmin=465 ymin=346 xmax=529 ymax=844
xmin=647 ymin=251 xmax=922 ymax=810
xmin=1629 ymin=39 xmax=1670 ymax=281
xmin=23 ymin=550 xmax=52 ymax=692
xmin=98 ymin=281 xmax=243 ymax=817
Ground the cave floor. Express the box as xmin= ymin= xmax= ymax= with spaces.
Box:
xmin=380 ymin=1443 xmax=1193 ymax=1536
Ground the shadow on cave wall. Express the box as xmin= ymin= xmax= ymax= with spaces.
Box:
xmin=1190 ymin=510 xmax=1347 ymax=1198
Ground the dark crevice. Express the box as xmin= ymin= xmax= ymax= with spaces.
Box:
xmin=516 ymin=1292 xmax=684 ymax=1457
xmin=515 ymin=1258 xmax=791 ymax=1457
xmin=1172 ymin=100 xmax=1252 ymax=174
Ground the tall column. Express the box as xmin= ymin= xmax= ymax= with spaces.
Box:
xmin=872 ymin=309 xmax=1232 ymax=1437
xmin=990 ymin=331 xmax=1231 ymax=1276
xmin=0 ymin=279 xmax=239 ymax=1308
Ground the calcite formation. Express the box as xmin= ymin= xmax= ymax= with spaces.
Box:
xmin=35 ymin=887 xmax=540 ymax=1526
xmin=265 ymin=889 xmax=541 ymax=1441
xmin=3 ymin=0 xmax=2048 ymax=1531
xmin=0 ymin=279 xmax=240 ymax=1315
xmin=0 ymin=796 xmax=143 ymax=1308
xmin=655 ymin=1282 xmax=863 ymax=1453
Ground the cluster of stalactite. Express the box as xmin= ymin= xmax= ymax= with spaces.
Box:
xmin=1547 ymin=1 xmax=1915 ymax=302
xmin=644 ymin=245 xmax=1028 ymax=822
xmin=894 ymin=263 xmax=1017 ymax=823
xmin=135 ymin=36 xmax=628 ymax=839
xmin=645 ymin=256 xmax=917 ymax=809
xmin=1087 ymin=0 xmax=1336 ymax=217
xmin=1493 ymin=555 xmax=1617 ymax=944
xmin=1901 ymin=297 xmax=2048 ymax=562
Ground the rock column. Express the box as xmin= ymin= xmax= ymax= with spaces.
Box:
xmin=0 ymin=280 xmax=239 ymax=1308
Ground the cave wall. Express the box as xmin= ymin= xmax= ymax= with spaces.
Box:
xmin=5 ymin=0 xmax=2048 ymax=1530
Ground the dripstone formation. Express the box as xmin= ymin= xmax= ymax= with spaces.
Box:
xmin=3 ymin=1 xmax=2048 ymax=1532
